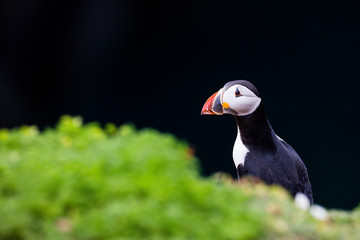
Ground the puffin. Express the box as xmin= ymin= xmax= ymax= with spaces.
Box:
xmin=201 ymin=80 xmax=313 ymax=203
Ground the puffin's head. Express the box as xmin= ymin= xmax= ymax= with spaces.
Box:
xmin=201 ymin=80 xmax=261 ymax=116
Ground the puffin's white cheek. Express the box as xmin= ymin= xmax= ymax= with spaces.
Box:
xmin=231 ymin=96 xmax=261 ymax=116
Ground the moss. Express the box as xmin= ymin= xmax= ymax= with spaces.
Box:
xmin=0 ymin=116 xmax=359 ymax=239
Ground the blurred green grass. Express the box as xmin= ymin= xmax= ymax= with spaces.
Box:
xmin=0 ymin=116 xmax=359 ymax=240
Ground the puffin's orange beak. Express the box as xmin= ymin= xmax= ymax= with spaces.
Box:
xmin=201 ymin=89 xmax=224 ymax=115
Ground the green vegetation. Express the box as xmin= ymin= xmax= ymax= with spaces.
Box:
xmin=0 ymin=116 xmax=359 ymax=240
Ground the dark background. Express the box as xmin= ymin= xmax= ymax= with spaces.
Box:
xmin=1 ymin=0 xmax=359 ymax=210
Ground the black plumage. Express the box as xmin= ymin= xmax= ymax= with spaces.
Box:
xmin=234 ymin=100 xmax=313 ymax=203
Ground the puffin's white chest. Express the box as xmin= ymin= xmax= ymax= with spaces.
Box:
xmin=232 ymin=128 xmax=249 ymax=168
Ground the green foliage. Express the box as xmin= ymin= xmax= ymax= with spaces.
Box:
xmin=0 ymin=116 xmax=359 ymax=239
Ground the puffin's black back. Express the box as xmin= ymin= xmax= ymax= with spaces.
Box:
xmin=242 ymin=129 xmax=314 ymax=202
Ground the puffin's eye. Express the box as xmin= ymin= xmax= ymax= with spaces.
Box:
xmin=235 ymin=89 xmax=241 ymax=97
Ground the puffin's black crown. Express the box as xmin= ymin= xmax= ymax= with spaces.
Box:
xmin=223 ymin=80 xmax=260 ymax=97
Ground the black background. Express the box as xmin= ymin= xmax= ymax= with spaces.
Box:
xmin=1 ymin=0 xmax=359 ymax=210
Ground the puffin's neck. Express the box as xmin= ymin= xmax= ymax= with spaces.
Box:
xmin=234 ymin=102 xmax=275 ymax=151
